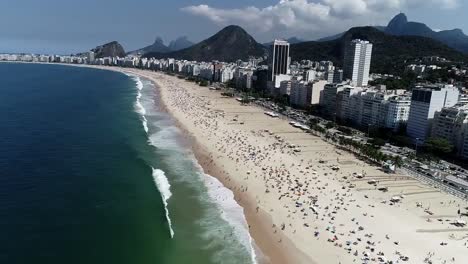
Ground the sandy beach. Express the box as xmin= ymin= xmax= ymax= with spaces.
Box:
xmin=93 ymin=66 xmax=468 ymax=264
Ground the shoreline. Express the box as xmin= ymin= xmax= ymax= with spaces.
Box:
xmin=1 ymin=62 xmax=290 ymax=262
xmin=140 ymin=70 xmax=304 ymax=263
xmin=12 ymin=62 xmax=468 ymax=263
xmin=118 ymin=65 xmax=296 ymax=263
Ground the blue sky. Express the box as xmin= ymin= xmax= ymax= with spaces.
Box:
xmin=0 ymin=0 xmax=467 ymax=54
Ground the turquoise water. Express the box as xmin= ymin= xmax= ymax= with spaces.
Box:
xmin=0 ymin=63 xmax=255 ymax=264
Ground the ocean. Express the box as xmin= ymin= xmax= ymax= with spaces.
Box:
xmin=0 ymin=63 xmax=256 ymax=264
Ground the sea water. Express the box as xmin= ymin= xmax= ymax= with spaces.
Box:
xmin=0 ymin=63 xmax=256 ymax=264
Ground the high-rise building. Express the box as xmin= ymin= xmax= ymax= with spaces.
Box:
xmin=381 ymin=96 xmax=411 ymax=131
xmin=343 ymin=39 xmax=373 ymax=87
xmin=459 ymin=94 xmax=468 ymax=106
xmin=279 ymin=80 xmax=292 ymax=95
xmin=320 ymin=84 xmax=346 ymax=118
xmin=270 ymin=40 xmax=290 ymax=81
xmin=310 ymin=80 xmax=327 ymax=105
xmin=290 ymin=81 xmax=312 ymax=108
xmin=431 ymin=105 xmax=468 ymax=159
xmin=303 ymin=70 xmax=316 ymax=83
xmin=212 ymin=61 xmax=223 ymax=82
xmin=325 ymin=70 xmax=334 ymax=83
xmin=325 ymin=69 xmax=344 ymax=84
xmin=337 ymin=86 xmax=360 ymax=123
xmin=333 ymin=69 xmax=343 ymax=84
xmin=87 ymin=51 xmax=95 ymax=63
xmin=220 ymin=67 xmax=234 ymax=83
xmin=407 ymin=85 xmax=460 ymax=141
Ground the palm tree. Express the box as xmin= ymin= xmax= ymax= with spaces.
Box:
xmin=393 ymin=156 xmax=403 ymax=168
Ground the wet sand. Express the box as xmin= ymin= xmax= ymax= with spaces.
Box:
xmin=86 ymin=66 xmax=468 ymax=264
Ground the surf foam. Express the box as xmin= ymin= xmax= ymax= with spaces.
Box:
xmin=129 ymin=73 xmax=258 ymax=262
xmin=133 ymin=76 xmax=149 ymax=133
xmin=152 ymin=168 xmax=175 ymax=238
xmin=197 ymin=166 xmax=258 ymax=264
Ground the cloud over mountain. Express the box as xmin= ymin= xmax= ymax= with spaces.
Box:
xmin=182 ymin=0 xmax=459 ymax=40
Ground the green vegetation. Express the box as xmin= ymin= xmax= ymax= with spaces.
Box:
xmin=337 ymin=126 xmax=353 ymax=136
xmin=334 ymin=134 xmax=392 ymax=164
xmin=143 ymin=25 xmax=266 ymax=62
xmin=199 ymin=80 xmax=209 ymax=87
xmin=369 ymin=137 xmax=386 ymax=147
xmin=393 ymin=156 xmax=404 ymax=169
xmin=423 ymin=137 xmax=454 ymax=156
xmin=308 ymin=118 xmax=326 ymax=134
xmin=325 ymin=121 xmax=336 ymax=129
xmin=425 ymin=68 xmax=466 ymax=83
xmin=369 ymin=71 xmax=417 ymax=90
xmin=290 ymin=27 xmax=468 ymax=75
xmin=272 ymin=94 xmax=290 ymax=109
xmin=221 ymin=92 xmax=234 ymax=97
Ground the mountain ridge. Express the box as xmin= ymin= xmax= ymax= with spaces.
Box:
xmin=143 ymin=25 xmax=266 ymax=62
xmin=385 ymin=13 xmax=468 ymax=53
xmin=291 ymin=26 xmax=468 ymax=74
xmin=317 ymin=13 xmax=468 ymax=54
xmin=168 ymin=36 xmax=194 ymax=51
xmin=128 ymin=37 xmax=171 ymax=55
xmin=92 ymin=41 xmax=126 ymax=58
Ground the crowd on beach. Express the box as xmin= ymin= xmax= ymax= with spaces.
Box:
xmin=126 ymin=69 xmax=468 ymax=264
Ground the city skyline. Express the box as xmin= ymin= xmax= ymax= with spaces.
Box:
xmin=1 ymin=0 xmax=468 ymax=54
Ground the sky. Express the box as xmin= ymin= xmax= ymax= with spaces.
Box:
xmin=0 ymin=0 xmax=467 ymax=54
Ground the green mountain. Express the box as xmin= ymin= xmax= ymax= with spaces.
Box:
xmin=291 ymin=26 xmax=468 ymax=74
xmin=168 ymin=36 xmax=194 ymax=51
xmin=385 ymin=13 xmax=468 ymax=53
xmin=92 ymin=41 xmax=126 ymax=58
xmin=143 ymin=25 xmax=266 ymax=62
xmin=128 ymin=37 xmax=171 ymax=55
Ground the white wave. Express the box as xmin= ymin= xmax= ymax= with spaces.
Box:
xmin=128 ymin=73 xmax=258 ymax=262
xmin=131 ymin=75 xmax=148 ymax=133
xmin=152 ymin=168 xmax=175 ymax=238
xmin=134 ymin=76 xmax=144 ymax=91
xmin=148 ymin=125 xmax=182 ymax=151
xmin=200 ymin=169 xmax=258 ymax=264
xmin=141 ymin=115 xmax=149 ymax=134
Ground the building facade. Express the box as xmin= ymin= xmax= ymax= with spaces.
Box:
xmin=431 ymin=105 xmax=468 ymax=158
xmin=270 ymin=40 xmax=290 ymax=81
xmin=343 ymin=39 xmax=373 ymax=87
xmin=290 ymin=81 xmax=312 ymax=108
xmin=320 ymin=84 xmax=345 ymax=118
xmin=407 ymin=85 xmax=460 ymax=141
xmin=381 ymin=96 xmax=411 ymax=131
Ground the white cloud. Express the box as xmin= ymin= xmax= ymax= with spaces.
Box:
xmin=181 ymin=0 xmax=459 ymax=40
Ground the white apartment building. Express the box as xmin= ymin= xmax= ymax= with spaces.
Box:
xmin=279 ymin=80 xmax=292 ymax=95
xmin=359 ymin=91 xmax=387 ymax=128
xmin=407 ymin=85 xmax=460 ymax=141
xmin=303 ymin=70 xmax=316 ymax=83
xmin=268 ymin=74 xmax=292 ymax=95
xmin=381 ymin=96 xmax=412 ymax=131
xmin=343 ymin=39 xmax=373 ymax=87
xmin=220 ymin=67 xmax=234 ymax=83
xmin=320 ymin=83 xmax=346 ymax=118
xmin=310 ymin=80 xmax=327 ymax=105
xmin=432 ymin=105 xmax=468 ymax=159
xmin=459 ymin=94 xmax=468 ymax=105
xmin=290 ymin=81 xmax=312 ymax=108
xmin=336 ymin=86 xmax=364 ymax=123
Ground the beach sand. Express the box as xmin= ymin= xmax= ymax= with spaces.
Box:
xmin=93 ymin=66 xmax=468 ymax=264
